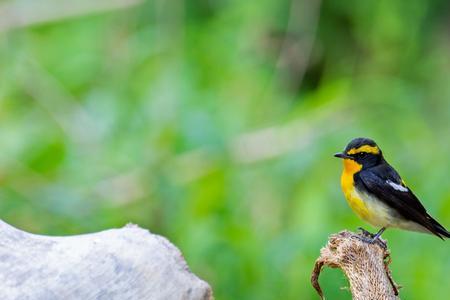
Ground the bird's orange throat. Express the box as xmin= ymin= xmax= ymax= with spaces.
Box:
xmin=339 ymin=159 xmax=372 ymax=221
xmin=343 ymin=158 xmax=362 ymax=175
xmin=340 ymin=159 xmax=362 ymax=198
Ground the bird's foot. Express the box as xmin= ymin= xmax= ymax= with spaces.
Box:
xmin=357 ymin=227 xmax=375 ymax=238
xmin=354 ymin=232 xmax=387 ymax=250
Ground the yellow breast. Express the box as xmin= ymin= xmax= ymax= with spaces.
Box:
xmin=340 ymin=159 xmax=372 ymax=221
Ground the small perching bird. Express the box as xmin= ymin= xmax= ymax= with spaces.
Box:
xmin=335 ymin=137 xmax=449 ymax=245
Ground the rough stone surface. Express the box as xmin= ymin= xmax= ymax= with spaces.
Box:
xmin=0 ymin=220 xmax=213 ymax=300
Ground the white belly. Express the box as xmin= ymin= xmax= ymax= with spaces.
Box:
xmin=354 ymin=189 xmax=428 ymax=233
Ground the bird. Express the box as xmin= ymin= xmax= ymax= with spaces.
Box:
xmin=334 ymin=137 xmax=449 ymax=245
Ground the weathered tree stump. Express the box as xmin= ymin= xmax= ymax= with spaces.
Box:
xmin=311 ymin=230 xmax=400 ymax=300
xmin=0 ymin=220 xmax=213 ymax=300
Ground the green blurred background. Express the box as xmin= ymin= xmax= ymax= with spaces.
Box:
xmin=0 ymin=0 xmax=449 ymax=299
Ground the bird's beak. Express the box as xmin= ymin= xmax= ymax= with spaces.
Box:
xmin=334 ymin=152 xmax=353 ymax=159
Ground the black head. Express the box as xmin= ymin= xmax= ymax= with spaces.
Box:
xmin=334 ymin=137 xmax=383 ymax=169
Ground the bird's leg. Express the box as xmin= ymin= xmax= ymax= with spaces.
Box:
xmin=372 ymin=227 xmax=386 ymax=240
xmin=355 ymin=227 xmax=387 ymax=249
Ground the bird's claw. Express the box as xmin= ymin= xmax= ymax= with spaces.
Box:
xmin=354 ymin=233 xmax=387 ymax=250
xmin=357 ymin=227 xmax=375 ymax=238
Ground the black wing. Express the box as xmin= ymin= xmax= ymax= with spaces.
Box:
xmin=355 ymin=164 xmax=449 ymax=239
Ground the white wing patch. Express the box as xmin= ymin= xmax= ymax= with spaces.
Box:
xmin=386 ymin=180 xmax=408 ymax=192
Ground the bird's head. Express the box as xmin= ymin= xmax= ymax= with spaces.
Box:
xmin=334 ymin=137 xmax=383 ymax=170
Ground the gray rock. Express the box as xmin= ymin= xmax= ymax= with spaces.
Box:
xmin=0 ymin=220 xmax=213 ymax=300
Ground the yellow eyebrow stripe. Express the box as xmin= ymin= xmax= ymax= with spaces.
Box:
xmin=347 ymin=145 xmax=380 ymax=155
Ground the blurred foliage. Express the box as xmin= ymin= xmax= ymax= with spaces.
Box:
xmin=0 ymin=0 xmax=449 ymax=299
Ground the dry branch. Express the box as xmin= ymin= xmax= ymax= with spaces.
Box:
xmin=311 ymin=230 xmax=400 ymax=300
xmin=0 ymin=220 xmax=213 ymax=300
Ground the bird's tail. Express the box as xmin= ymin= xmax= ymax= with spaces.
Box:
xmin=428 ymin=215 xmax=450 ymax=239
